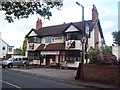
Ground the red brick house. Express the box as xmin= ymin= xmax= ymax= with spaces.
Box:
xmin=26 ymin=5 xmax=105 ymax=68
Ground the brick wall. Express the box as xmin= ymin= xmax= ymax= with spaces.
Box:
xmin=83 ymin=64 xmax=120 ymax=85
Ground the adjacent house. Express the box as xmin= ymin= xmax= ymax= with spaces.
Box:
xmin=112 ymin=45 xmax=120 ymax=59
xmin=0 ymin=32 xmax=14 ymax=60
xmin=26 ymin=5 xmax=105 ymax=68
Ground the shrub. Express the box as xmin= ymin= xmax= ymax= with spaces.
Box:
xmin=103 ymin=46 xmax=112 ymax=54
xmin=87 ymin=47 xmax=119 ymax=65
xmin=96 ymin=54 xmax=118 ymax=65
xmin=87 ymin=47 xmax=100 ymax=64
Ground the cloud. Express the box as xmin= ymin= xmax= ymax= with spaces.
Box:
xmin=0 ymin=0 xmax=119 ymax=48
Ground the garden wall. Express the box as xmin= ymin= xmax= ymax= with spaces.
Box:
xmin=83 ymin=64 xmax=120 ymax=85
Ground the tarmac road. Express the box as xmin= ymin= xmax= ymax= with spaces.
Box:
xmin=1 ymin=67 xmax=117 ymax=90
xmin=2 ymin=69 xmax=85 ymax=89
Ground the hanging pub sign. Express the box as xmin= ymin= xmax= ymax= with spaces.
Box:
xmin=85 ymin=22 xmax=90 ymax=37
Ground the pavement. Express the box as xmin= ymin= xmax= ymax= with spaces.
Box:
xmin=2 ymin=66 xmax=120 ymax=89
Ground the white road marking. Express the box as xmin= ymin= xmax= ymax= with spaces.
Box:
xmin=0 ymin=80 xmax=21 ymax=89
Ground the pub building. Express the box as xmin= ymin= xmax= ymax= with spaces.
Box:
xmin=26 ymin=5 xmax=105 ymax=68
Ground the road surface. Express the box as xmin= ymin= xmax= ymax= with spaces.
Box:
xmin=2 ymin=69 xmax=85 ymax=89
xmin=1 ymin=68 xmax=101 ymax=90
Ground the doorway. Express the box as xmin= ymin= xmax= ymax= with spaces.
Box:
xmin=46 ymin=55 xmax=50 ymax=66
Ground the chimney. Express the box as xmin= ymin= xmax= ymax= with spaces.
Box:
xmin=36 ymin=18 xmax=42 ymax=30
xmin=92 ymin=4 xmax=98 ymax=22
xmin=92 ymin=4 xmax=99 ymax=49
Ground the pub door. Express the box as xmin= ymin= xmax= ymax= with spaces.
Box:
xmin=46 ymin=55 xmax=50 ymax=66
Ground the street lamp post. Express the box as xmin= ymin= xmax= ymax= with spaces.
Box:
xmin=76 ymin=1 xmax=85 ymax=80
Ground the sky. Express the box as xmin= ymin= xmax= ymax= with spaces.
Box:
xmin=0 ymin=0 xmax=119 ymax=48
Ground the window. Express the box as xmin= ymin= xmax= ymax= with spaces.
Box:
xmin=66 ymin=32 xmax=79 ymax=40
xmin=28 ymin=36 xmax=41 ymax=43
xmin=9 ymin=47 xmax=12 ymax=52
xmin=65 ymin=55 xmax=81 ymax=62
xmin=28 ymin=52 xmax=34 ymax=60
xmin=2 ymin=46 xmax=5 ymax=50
xmin=28 ymin=37 xmax=33 ymax=43
xmin=45 ymin=36 xmax=52 ymax=43
xmin=23 ymin=58 xmax=28 ymax=61
xmin=70 ymin=57 xmax=73 ymax=61
xmin=14 ymin=58 xmax=18 ymax=61
xmin=34 ymin=52 xmax=40 ymax=60
xmin=66 ymin=57 xmax=69 ymax=61
xmin=19 ymin=58 xmax=22 ymax=61
xmin=52 ymin=35 xmax=62 ymax=42
xmin=69 ymin=41 xmax=75 ymax=48
xmin=66 ymin=32 xmax=82 ymax=40
xmin=33 ymin=37 xmax=41 ymax=43
xmin=73 ymin=57 xmax=76 ymax=61
xmin=28 ymin=51 xmax=40 ymax=60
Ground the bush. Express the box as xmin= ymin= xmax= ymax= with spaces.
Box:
xmin=88 ymin=47 xmax=119 ymax=65
xmin=88 ymin=47 xmax=100 ymax=64
xmin=96 ymin=54 xmax=118 ymax=65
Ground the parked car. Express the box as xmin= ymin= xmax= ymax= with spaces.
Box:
xmin=2 ymin=56 xmax=29 ymax=68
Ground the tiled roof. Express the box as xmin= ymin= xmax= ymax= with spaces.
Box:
xmin=26 ymin=19 xmax=105 ymax=44
xmin=26 ymin=20 xmax=93 ymax=37
xmin=36 ymin=43 xmax=65 ymax=51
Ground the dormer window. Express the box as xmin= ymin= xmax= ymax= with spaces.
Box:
xmin=34 ymin=37 xmax=41 ymax=43
xmin=66 ymin=32 xmax=79 ymax=41
xmin=28 ymin=36 xmax=41 ymax=43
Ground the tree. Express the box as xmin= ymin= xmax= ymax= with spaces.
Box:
xmin=0 ymin=1 xmax=63 ymax=23
xmin=22 ymin=38 xmax=27 ymax=56
xmin=87 ymin=46 xmax=100 ymax=64
xmin=15 ymin=48 xmax=22 ymax=55
xmin=112 ymin=31 xmax=120 ymax=46
xmin=103 ymin=45 xmax=112 ymax=54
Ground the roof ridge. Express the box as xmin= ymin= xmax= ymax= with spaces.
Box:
xmin=38 ymin=20 xmax=92 ymax=30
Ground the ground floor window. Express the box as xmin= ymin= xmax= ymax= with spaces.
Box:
xmin=34 ymin=52 xmax=40 ymax=60
xmin=28 ymin=51 xmax=34 ymax=60
xmin=28 ymin=50 xmax=82 ymax=65
xmin=65 ymin=54 xmax=81 ymax=62
xmin=28 ymin=51 xmax=41 ymax=60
